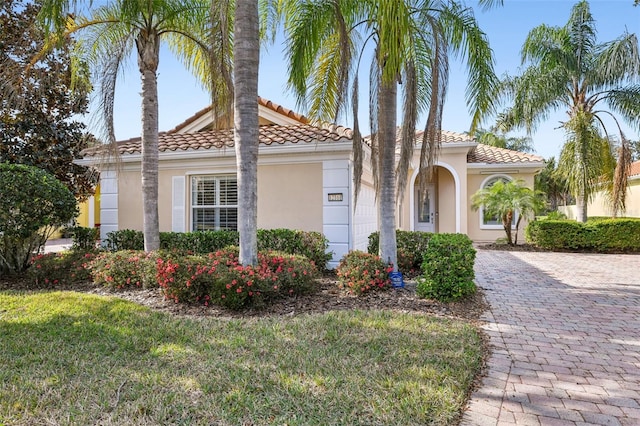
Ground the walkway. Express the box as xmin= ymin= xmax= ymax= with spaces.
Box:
xmin=462 ymin=250 xmax=640 ymax=426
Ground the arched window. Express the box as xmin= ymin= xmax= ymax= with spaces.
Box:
xmin=479 ymin=175 xmax=518 ymax=229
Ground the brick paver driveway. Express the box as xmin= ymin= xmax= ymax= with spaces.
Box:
xmin=462 ymin=250 xmax=640 ymax=426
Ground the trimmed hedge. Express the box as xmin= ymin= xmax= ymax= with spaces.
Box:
xmin=417 ymin=234 xmax=476 ymax=302
xmin=104 ymin=228 xmax=332 ymax=270
xmin=526 ymin=218 xmax=640 ymax=252
xmin=367 ymin=230 xmax=433 ymax=275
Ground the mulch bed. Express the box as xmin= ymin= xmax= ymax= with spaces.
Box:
xmin=0 ymin=273 xmax=489 ymax=323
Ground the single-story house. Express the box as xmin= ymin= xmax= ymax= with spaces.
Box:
xmin=578 ymin=160 xmax=640 ymax=218
xmin=78 ymin=98 xmax=544 ymax=267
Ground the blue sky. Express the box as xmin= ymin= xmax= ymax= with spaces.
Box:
xmin=93 ymin=0 xmax=640 ymax=160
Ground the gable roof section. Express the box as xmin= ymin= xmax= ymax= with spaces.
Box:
xmin=168 ymin=97 xmax=309 ymax=134
xmin=629 ymin=160 xmax=640 ymax=178
xmin=412 ymin=129 xmax=476 ymax=145
xmin=81 ymin=124 xmax=352 ymax=157
xmin=468 ymin=144 xmax=544 ymax=164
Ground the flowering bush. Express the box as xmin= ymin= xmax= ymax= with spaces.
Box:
xmin=28 ymin=250 xmax=97 ymax=287
xmin=87 ymin=250 xmax=159 ymax=289
xmin=156 ymin=252 xmax=215 ymax=304
xmin=156 ymin=248 xmax=318 ymax=310
xmin=336 ymin=251 xmax=391 ymax=296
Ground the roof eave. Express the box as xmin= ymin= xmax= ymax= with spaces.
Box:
xmin=467 ymin=161 xmax=546 ymax=172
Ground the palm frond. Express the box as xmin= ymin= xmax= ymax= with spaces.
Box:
xmin=438 ymin=1 xmax=497 ymax=131
xmin=604 ymin=86 xmax=640 ymax=132
xmin=592 ymin=32 xmax=640 ymax=87
xmin=566 ymin=0 xmax=596 ymax=68
xmin=610 ymin=133 xmax=632 ymax=216
xmin=557 ymin=112 xmax=613 ymax=203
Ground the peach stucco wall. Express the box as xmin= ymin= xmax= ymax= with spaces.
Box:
xmin=466 ymin=173 xmax=537 ymax=243
xmin=586 ymin=178 xmax=640 ymax=218
xmin=256 ymin=163 xmax=323 ymax=231
xmin=116 ymin=162 xmax=323 ymax=233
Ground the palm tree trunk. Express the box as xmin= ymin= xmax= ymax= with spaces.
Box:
xmin=576 ymin=193 xmax=587 ymax=223
xmin=137 ymin=32 xmax=160 ymax=251
xmin=234 ymin=0 xmax=259 ymax=266
xmin=377 ymin=80 xmax=398 ymax=270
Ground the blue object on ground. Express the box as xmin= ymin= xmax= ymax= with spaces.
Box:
xmin=389 ymin=271 xmax=404 ymax=288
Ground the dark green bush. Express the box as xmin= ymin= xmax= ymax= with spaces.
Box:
xmin=336 ymin=251 xmax=391 ymax=296
xmin=160 ymin=230 xmax=239 ymax=254
xmin=526 ymin=219 xmax=640 ymax=252
xmin=0 ymin=163 xmax=77 ymax=274
xmin=68 ymin=226 xmax=100 ymax=251
xmin=368 ymin=230 xmax=433 ymax=275
xmin=104 ymin=229 xmax=144 ymax=251
xmin=417 ymin=234 xmax=476 ymax=302
xmin=28 ymin=250 xmax=97 ymax=287
xmin=257 ymin=229 xmax=332 ymax=270
xmin=104 ymin=228 xmax=332 ymax=270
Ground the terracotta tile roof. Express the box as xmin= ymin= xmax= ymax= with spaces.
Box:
xmin=468 ymin=144 xmax=544 ymax=164
xmin=412 ymin=129 xmax=475 ymax=144
xmin=629 ymin=160 xmax=640 ymax=177
xmin=81 ymin=124 xmax=352 ymax=157
xmin=168 ymin=97 xmax=308 ymax=133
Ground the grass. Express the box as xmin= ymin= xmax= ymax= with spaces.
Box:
xmin=0 ymin=290 xmax=482 ymax=425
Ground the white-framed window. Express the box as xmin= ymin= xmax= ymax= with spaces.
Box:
xmin=479 ymin=175 xmax=517 ymax=229
xmin=191 ymin=175 xmax=238 ymax=231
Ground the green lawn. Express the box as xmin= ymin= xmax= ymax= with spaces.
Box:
xmin=0 ymin=291 xmax=482 ymax=425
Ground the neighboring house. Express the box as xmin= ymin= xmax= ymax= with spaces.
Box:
xmin=581 ymin=160 xmax=640 ymax=218
xmin=77 ymin=98 xmax=544 ymax=267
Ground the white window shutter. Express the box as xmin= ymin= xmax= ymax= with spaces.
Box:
xmin=172 ymin=176 xmax=186 ymax=232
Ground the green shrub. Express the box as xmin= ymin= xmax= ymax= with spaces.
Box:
xmin=155 ymin=248 xmax=319 ymax=310
xmin=68 ymin=226 xmax=100 ymax=251
xmin=104 ymin=228 xmax=332 ymax=270
xmin=525 ymin=220 xmax=589 ymax=250
xmin=591 ymin=219 xmax=640 ymax=251
xmin=257 ymin=229 xmax=332 ymax=270
xmin=87 ymin=250 xmax=159 ymax=289
xmin=545 ymin=211 xmax=567 ymax=220
xmin=336 ymin=251 xmax=391 ymax=296
xmin=417 ymin=234 xmax=476 ymax=302
xmin=0 ymin=163 xmax=77 ymax=274
xmin=160 ymin=230 xmax=240 ymax=254
xmin=525 ymin=218 xmax=640 ymax=252
xmin=104 ymin=229 xmax=144 ymax=251
xmin=368 ymin=230 xmax=432 ymax=275
xmin=28 ymin=250 xmax=97 ymax=287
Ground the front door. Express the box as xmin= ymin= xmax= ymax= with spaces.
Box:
xmin=415 ymin=184 xmax=435 ymax=233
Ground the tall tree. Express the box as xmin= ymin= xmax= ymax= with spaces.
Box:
xmin=498 ymin=0 xmax=640 ymax=222
xmin=472 ymin=128 xmax=535 ymax=153
xmin=0 ymin=0 xmax=97 ymax=200
xmin=38 ymin=0 xmax=224 ymax=251
xmin=534 ymin=157 xmax=572 ymax=211
xmin=284 ymin=0 xmax=498 ymax=269
xmin=234 ymin=0 xmax=260 ymax=266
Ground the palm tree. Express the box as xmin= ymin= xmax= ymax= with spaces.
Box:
xmin=473 ymin=128 xmax=535 ymax=153
xmin=38 ymin=0 xmax=226 ymax=251
xmin=284 ymin=0 xmax=498 ymax=269
xmin=234 ymin=0 xmax=260 ymax=266
xmin=535 ymin=157 xmax=572 ymax=211
xmin=471 ymin=179 xmax=545 ymax=245
xmin=498 ymin=0 xmax=640 ymax=222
